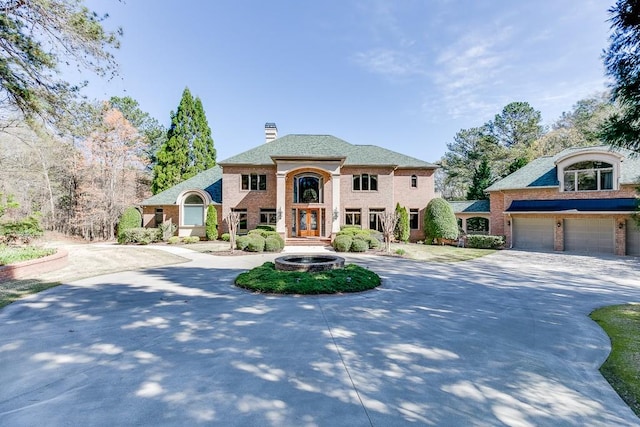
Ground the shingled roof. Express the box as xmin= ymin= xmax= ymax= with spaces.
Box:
xmin=486 ymin=146 xmax=640 ymax=192
xmin=141 ymin=166 xmax=222 ymax=205
xmin=219 ymin=134 xmax=437 ymax=168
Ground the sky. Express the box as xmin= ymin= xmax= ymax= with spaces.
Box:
xmin=81 ymin=0 xmax=614 ymax=163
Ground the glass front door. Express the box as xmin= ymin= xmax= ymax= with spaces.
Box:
xmin=298 ymin=208 xmax=320 ymax=237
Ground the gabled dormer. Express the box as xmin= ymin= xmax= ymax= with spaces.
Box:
xmin=555 ymin=148 xmax=624 ymax=193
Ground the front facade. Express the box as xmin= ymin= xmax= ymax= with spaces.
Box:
xmin=142 ymin=125 xmax=438 ymax=241
xmin=486 ymin=146 xmax=640 ymax=256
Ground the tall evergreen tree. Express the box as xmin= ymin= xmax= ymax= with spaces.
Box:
xmin=600 ymin=0 xmax=640 ymax=153
xmin=466 ymin=159 xmax=492 ymax=200
xmin=152 ymin=88 xmax=216 ymax=194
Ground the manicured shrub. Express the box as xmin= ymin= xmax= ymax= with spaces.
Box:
xmin=333 ymin=234 xmax=352 ymax=252
xmin=365 ymin=235 xmax=380 ymax=249
xmin=338 ymin=226 xmax=362 ymax=236
xmin=167 ymin=236 xmax=181 ymax=245
xmin=256 ymin=225 xmax=276 ymax=232
xmin=206 ymin=205 xmax=218 ymax=240
xmin=395 ymin=203 xmax=410 ymax=242
xmin=466 ymin=234 xmax=504 ymax=249
xmin=248 ymin=228 xmax=270 ymax=238
xmin=184 ymin=236 xmax=200 ymax=244
xmin=236 ymin=235 xmax=250 ymax=250
xmin=120 ymin=227 xmax=162 ymax=245
xmin=221 ymin=233 xmax=230 ymax=242
xmin=350 ymin=238 xmax=369 ymax=252
xmin=117 ymin=207 xmax=142 ymax=244
xmin=424 ymin=198 xmax=458 ymax=244
xmin=246 ymin=234 xmax=266 ymax=252
xmin=395 ymin=248 xmax=406 ymax=256
xmin=265 ymin=235 xmax=282 ymax=252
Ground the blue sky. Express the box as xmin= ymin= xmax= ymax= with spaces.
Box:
xmin=82 ymin=1 xmax=612 ymax=163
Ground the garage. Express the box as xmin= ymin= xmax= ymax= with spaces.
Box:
xmin=627 ymin=220 xmax=640 ymax=256
xmin=512 ymin=218 xmax=554 ymax=251
xmin=564 ymin=218 xmax=614 ymax=254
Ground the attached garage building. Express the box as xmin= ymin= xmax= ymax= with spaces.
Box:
xmin=628 ymin=220 xmax=640 ymax=256
xmin=512 ymin=218 xmax=554 ymax=251
xmin=504 ymin=198 xmax=636 ymax=255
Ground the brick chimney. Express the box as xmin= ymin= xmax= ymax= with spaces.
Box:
xmin=265 ymin=122 xmax=277 ymax=143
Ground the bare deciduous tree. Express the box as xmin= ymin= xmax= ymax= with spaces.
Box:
xmin=379 ymin=211 xmax=399 ymax=254
xmin=226 ymin=211 xmax=241 ymax=252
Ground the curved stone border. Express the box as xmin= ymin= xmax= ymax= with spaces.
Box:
xmin=275 ymin=255 xmax=345 ymax=272
xmin=0 ymin=248 xmax=68 ymax=281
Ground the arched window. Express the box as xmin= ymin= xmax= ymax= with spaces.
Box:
xmin=563 ymin=161 xmax=613 ymax=191
xmin=411 ymin=175 xmax=418 ymax=188
xmin=183 ymin=194 xmax=204 ymax=226
xmin=294 ymin=174 xmax=323 ymax=203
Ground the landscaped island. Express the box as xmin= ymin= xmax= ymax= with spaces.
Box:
xmin=235 ymin=262 xmax=381 ymax=294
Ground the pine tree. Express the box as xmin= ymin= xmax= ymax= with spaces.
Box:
xmin=152 ymin=88 xmax=216 ymax=194
xmin=466 ymin=159 xmax=492 ymax=200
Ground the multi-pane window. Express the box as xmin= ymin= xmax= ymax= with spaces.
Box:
xmin=294 ymin=174 xmax=322 ymax=203
xmin=241 ymin=174 xmax=267 ymax=191
xmin=232 ymin=208 xmax=248 ymax=231
xmin=409 ymin=209 xmax=419 ymax=230
xmin=260 ymin=208 xmax=277 ymax=225
xmin=352 ymin=174 xmax=378 ymax=191
xmin=411 ymin=175 xmax=418 ymax=188
xmin=183 ymin=194 xmax=204 ymax=226
xmin=345 ymin=208 xmax=361 ymax=226
xmin=563 ymin=161 xmax=613 ymax=192
xmin=155 ymin=208 xmax=163 ymax=226
xmin=369 ymin=208 xmax=385 ymax=232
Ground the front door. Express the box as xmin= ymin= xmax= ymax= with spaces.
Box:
xmin=298 ymin=208 xmax=320 ymax=237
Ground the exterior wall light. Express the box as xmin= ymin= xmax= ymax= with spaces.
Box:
xmin=619 ymin=222 xmax=625 ymax=229
xmin=333 ymin=207 xmax=339 ymax=221
xmin=277 ymin=208 xmax=283 ymax=221
xmin=557 ymin=222 xmax=562 ymax=228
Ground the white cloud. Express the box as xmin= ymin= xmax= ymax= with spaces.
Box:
xmin=353 ymin=48 xmax=426 ymax=77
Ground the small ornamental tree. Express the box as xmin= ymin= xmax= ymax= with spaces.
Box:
xmin=424 ymin=198 xmax=458 ymax=245
xmin=117 ymin=207 xmax=142 ymax=243
xmin=380 ymin=211 xmax=399 ymax=253
xmin=394 ymin=203 xmax=410 ymax=243
xmin=206 ymin=205 xmax=218 ymax=240
xmin=226 ymin=211 xmax=241 ymax=252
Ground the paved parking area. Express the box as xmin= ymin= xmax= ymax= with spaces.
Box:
xmin=0 ymin=249 xmax=639 ymax=426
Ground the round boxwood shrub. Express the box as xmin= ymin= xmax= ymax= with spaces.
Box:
xmin=264 ymin=235 xmax=282 ymax=252
xmin=184 ymin=236 xmax=200 ymax=244
xmin=350 ymin=237 xmax=369 ymax=252
xmin=365 ymin=235 xmax=380 ymax=249
xmin=333 ymin=234 xmax=352 ymax=252
xmin=221 ymin=233 xmax=230 ymax=242
xmin=424 ymin=197 xmax=458 ymax=244
xmin=246 ymin=234 xmax=266 ymax=252
xmin=167 ymin=236 xmax=181 ymax=245
xmin=236 ymin=235 xmax=250 ymax=251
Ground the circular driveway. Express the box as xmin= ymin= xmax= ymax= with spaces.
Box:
xmin=0 ymin=249 xmax=639 ymax=426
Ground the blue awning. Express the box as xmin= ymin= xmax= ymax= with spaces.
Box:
xmin=506 ymin=198 xmax=638 ymax=212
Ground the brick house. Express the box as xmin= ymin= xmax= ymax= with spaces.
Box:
xmin=486 ymin=146 xmax=640 ymax=256
xmin=141 ymin=124 xmax=438 ymax=242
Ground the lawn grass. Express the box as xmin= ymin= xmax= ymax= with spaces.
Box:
xmin=389 ymin=242 xmax=495 ymax=262
xmin=0 ymin=245 xmax=55 ymax=266
xmin=590 ymin=304 xmax=640 ymax=416
xmin=235 ymin=262 xmax=381 ymax=294
xmin=0 ymin=280 xmax=61 ymax=309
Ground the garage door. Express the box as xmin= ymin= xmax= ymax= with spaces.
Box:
xmin=627 ymin=220 xmax=640 ymax=256
xmin=513 ymin=218 xmax=554 ymax=251
xmin=564 ymin=218 xmax=614 ymax=254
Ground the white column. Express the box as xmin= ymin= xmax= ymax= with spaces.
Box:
xmin=332 ymin=173 xmax=341 ymax=233
xmin=276 ymin=172 xmax=286 ymax=235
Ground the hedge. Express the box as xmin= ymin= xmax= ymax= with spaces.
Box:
xmin=236 ymin=235 xmax=250 ymax=251
xmin=265 ymin=235 xmax=282 ymax=252
xmin=466 ymin=235 xmax=504 ymax=249
xmin=246 ymin=234 xmax=266 ymax=252
xmin=120 ymin=227 xmax=162 ymax=245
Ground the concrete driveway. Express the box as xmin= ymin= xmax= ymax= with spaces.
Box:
xmin=0 ymin=248 xmax=639 ymax=426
